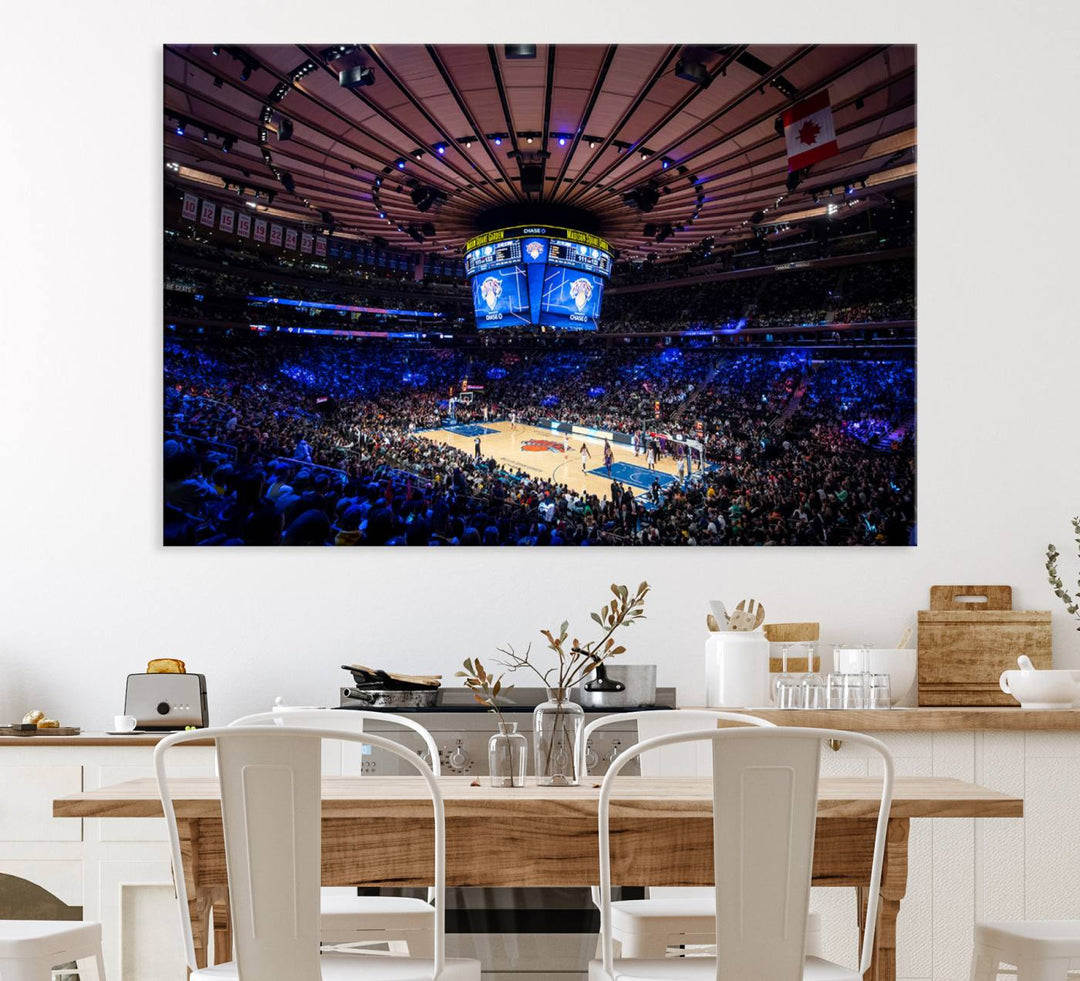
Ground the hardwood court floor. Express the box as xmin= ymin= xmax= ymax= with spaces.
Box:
xmin=417 ymin=421 xmax=690 ymax=502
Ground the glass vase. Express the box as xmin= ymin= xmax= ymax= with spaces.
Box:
xmin=488 ymin=721 xmax=528 ymax=788
xmin=533 ymin=687 xmax=584 ymax=786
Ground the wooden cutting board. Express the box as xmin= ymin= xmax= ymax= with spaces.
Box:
xmin=0 ymin=726 xmax=81 ymax=737
xmin=917 ymin=585 xmax=1052 ymax=705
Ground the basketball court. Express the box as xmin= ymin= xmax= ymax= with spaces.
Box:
xmin=417 ymin=421 xmax=691 ymax=502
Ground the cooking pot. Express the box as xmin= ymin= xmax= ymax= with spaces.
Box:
xmin=576 ymin=664 xmax=657 ymax=709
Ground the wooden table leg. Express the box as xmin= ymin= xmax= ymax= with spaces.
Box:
xmin=177 ymin=819 xmax=233 ymax=970
xmin=211 ymin=887 xmax=232 ymax=964
xmin=857 ymin=818 xmax=909 ymax=981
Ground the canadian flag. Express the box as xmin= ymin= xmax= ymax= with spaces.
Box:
xmin=783 ymin=91 xmax=838 ymax=172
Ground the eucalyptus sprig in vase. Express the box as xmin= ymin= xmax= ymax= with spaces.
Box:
xmin=1046 ymin=517 xmax=1080 ymax=631
xmin=457 ymin=657 xmax=527 ymax=788
xmin=495 ymin=582 xmax=650 ymax=786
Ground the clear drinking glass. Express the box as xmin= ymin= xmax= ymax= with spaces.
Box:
xmin=841 ymin=673 xmax=866 ymax=709
xmin=800 ymin=674 xmax=826 ymax=709
xmin=533 ymin=688 xmax=584 ymax=786
xmin=488 ymin=721 xmax=529 ymax=787
xmin=775 ymin=676 xmax=803 ymax=709
xmin=867 ymin=674 xmax=893 ymax=710
xmin=773 ymin=645 xmax=798 ymax=705
xmin=826 ymin=673 xmax=845 ymax=709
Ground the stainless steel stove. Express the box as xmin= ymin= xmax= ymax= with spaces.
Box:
xmin=335 ymin=685 xmax=676 ymax=980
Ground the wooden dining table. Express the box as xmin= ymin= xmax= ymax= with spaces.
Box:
xmin=54 ymin=775 xmax=1022 ymax=981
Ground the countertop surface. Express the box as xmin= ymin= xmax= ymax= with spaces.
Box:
xmin=4 ymin=706 xmax=1080 ymax=745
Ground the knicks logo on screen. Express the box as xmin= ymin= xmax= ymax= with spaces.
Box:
xmin=569 ymin=277 xmax=594 ymax=312
xmin=526 ymin=241 xmax=545 ymax=260
xmin=480 ymin=276 xmax=503 ymax=311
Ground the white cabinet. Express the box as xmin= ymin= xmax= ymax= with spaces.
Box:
xmin=0 ymin=766 xmax=83 ymax=841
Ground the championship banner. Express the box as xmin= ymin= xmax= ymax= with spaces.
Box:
xmin=219 ymin=207 xmax=235 ymax=234
xmin=269 ymin=223 xmax=283 ymax=246
xmin=254 ymin=218 xmax=268 ymax=242
xmin=199 ymin=200 xmax=216 ymax=227
xmin=236 ymin=211 xmax=251 ymax=238
xmin=314 ymin=236 xmax=327 ymax=257
xmin=284 ymin=227 xmax=298 ymax=250
xmin=300 ymin=232 xmax=313 ymax=253
xmin=783 ymin=90 xmax=839 ymax=172
xmin=181 ymin=192 xmax=199 ymax=221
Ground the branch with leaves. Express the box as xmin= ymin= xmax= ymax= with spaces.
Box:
xmin=456 ymin=657 xmax=514 ymax=722
xmin=495 ymin=581 xmax=651 ymax=691
xmin=1047 ymin=517 xmax=1080 ymax=629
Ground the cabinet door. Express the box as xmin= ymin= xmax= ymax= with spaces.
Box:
xmin=0 ymin=766 xmax=82 ymax=841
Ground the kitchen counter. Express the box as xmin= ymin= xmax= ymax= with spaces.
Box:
xmin=0 ymin=731 xmax=210 ymax=747
xmin=683 ymin=706 xmax=1080 ymax=730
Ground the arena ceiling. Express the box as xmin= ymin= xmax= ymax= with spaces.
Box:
xmin=163 ymin=44 xmax=916 ymax=260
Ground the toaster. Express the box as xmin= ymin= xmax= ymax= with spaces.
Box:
xmin=124 ymin=673 xmax=209 ymax=730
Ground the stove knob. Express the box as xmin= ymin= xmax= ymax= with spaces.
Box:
xmin=447 ymin=746 xmax=471 ymax=771
xmin=585 ymin=746 xmax=600 ymax=770
xmin=606 ymin=744 xmax=621 ymax=764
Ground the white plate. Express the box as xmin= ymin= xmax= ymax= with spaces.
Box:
xmin=105 ymin=730 xmax=147 ymax=735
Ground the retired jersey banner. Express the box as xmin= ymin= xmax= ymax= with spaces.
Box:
xmin=314 ymin=236 xmax=327 ymax=257
xmin=783 ymin=90 xmax=838 ymax=172
xmin=254 ymin=218 xmax=268 ymax=242
xmin=284 ymin=227 xmax=298 ymax=250
xmin=181 ymin=192 xmax=199 ymax=221
xmin=236 ymin=211 xmax=251 ymax=238
xmin=219 ymin=207 xmax=235 ymax=234
xmin=269 ymin=223 xmax=283 ymax=246
xmin=301 ymin=232 xmax=313 ymax=253
xmin=199 ymin=199 xmax=216 ymax=227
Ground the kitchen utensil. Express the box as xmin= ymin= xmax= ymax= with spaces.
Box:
xmin=704 ymin=631 xmax=771 ymax=706
xmin=834 ymin=648 xmax=918 ymax=706
xmin=895 ymin=626 xmax=913 ymax=649
xmin=918 ymin=585 xmax=1051 ymax=705
xmin=124 ymin=673 xmax=208 ymax=730
xmin=729 ymin=598 xmax=765 ymax=631
xmin=706 ymin=614 xmax=723 ymax=632
xmin=341 ymin=665 xmax=442 ymax=690
xmin=338 ymin=688 xmax=439 ymax=708
xmin=577 ymin=664 xmax=657 ymax=709
xmin=708 ymin=601 xmax=730 ymax=629
xmin=999 ymin=667 xmax=1080 ymax=709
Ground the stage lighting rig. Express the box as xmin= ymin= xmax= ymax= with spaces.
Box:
xmin=276 ymin=117 xmax=294 ymax=142
xmin=339 ymin=65 xmax=375 ymax=89
xmin=504 ymin=45 xmax=537 ymax=59
xmin=675 ymin=56 xmax=711 ymax=87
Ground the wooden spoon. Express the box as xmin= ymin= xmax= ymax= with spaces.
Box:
xmin=730 ymin=599 xmax=766 ymax=631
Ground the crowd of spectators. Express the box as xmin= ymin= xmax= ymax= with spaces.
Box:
xmin=164 ymin=331 xmax=914 ymax=547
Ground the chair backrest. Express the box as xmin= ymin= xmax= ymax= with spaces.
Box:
xmin=579 ymin=709 xmax=774 ymax=779
xmin=230 ymin=707 xmax=442 ymax=776
xmin=595 ymin=726 xmax=893 ymax=981
xmin=155 ymin=725 xmax=446 ymax=981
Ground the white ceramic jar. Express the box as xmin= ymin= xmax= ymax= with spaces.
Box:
xmin=704 ymin=631 xmax=771 ymax=707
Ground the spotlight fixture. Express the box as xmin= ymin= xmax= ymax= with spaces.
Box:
xmin=239 ymin=63 xmax=253 ymax=82
xmin=435 ymin=143 xmax=446 ymax=155
xmin=211 ymin=46 xmax=220 ymax=57
xmin=378 ymin=211 xmax=386 ymax=219
xmin=395 ymin=158 xmax=406 ymax=170
xmin=222 ymin=136 xmax=235 ymax=153
xmin=174 ymin=117 xmax=187 ymax=136
xmin=640 ymin=150 xmax=650 ymax=161
xmin=661 ymin=157 xmax=672 ymax=170
xmin=558 ymin=136 xmax=566 ymax=147
xmin=339 ymin=65 xmax=375 ymax=89
xmin=280 ymin=172 xmax=296 ymax=193
xmin=504 ymin=44 xmax=537 ymax=59
xmin=589 ymin=140 xmax=596 ymax=149
xmin=493 ymin=137 xmax=502 ymax=146
xmin=276 ymin=117 xmax=294 ymax=142
xmin=464 ymin=140 xmax=472 ymax=148
xmin=268 ymin=82 xmax=290 ymax=104
xmin=411 ymin=149 xmax=425 ymax=159
xmin=374 ymin=176 xmax=382 ymax=187
xmin=675 ymin=57 xmax=711 ymax=87
xmin=212 ymin=76 xmax=224 ymax=89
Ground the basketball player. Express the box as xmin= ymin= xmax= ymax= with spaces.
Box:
xmin=646 ymin=443 xmax=657 ymax=470
xmin=677 ymin=454 xmax=686 ymax=481
xmin=509 ymin=410 xmax=517 ymax=432
xmin=632 ymin=432 xmax=641 ymax=457
xmin=474 ymin=436 xmax=482 ymax=461
xmin=579 ymin=442 xmax=592 ymax=473
xmin=603 ymin=439 xmax=614 ymax=477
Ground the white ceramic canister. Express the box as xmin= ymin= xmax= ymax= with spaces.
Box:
xmin=704 ymin=630 xmax=771 ymax=707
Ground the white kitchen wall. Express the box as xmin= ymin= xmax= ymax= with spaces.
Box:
xmin=1 ymin=0 xmax=1078 ymax=728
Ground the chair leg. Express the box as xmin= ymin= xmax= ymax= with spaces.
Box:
xmin=1016 ymin=958 xmax=1070 ymax=981
xmin=405 ymin=932 xmax=435 ymax=958
xmin=968 ymin=945 xmax=999 ymax=981
xmin=0 ymin=958 xmax=55 ymax=981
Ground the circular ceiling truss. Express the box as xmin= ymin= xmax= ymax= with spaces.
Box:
xmin=163 ymin=43 xmax=916 ymax=258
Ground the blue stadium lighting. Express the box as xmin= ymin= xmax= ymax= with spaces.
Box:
xmin=436 ymin=144 xmax=446 ymax=155
xmin=378 ymin=211 xmax=386 ymax=219
xmin=175 ymin=120 xmax=186 ymax=136
xmin=395 ymin=158 xmax=406 ymax=170
xmin=558 ymin=137 xmax=566 ymax=147
xmin=493 ymin=137 xmax=502 ymax=146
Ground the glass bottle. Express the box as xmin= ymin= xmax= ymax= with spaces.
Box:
xmin=533 ymin=687 xmax=584 ymax=786
xmin=488 ymin=721 xmax=528 ymax=788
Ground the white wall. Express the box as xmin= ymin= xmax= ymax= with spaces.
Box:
xmin=1 ymin=0 xmax=1078 ymax=728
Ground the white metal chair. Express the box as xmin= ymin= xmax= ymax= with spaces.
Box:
xmin=155 ymin=725 xmax=480 ymax=980
xmin=589 ymin=726 xmax=894 ymax=981
xmin=230 ymin=709 xmax=438 ymax=955
xmin=579 ymin=710 xmax=822 ymax=960
xmin=969 ymin=921 xmax=1080 ymax=980
xmin=0 ymin=921 xmax=105 ymax=981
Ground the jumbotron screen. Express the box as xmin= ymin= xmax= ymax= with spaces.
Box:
xmin=464 ymin=225 xmax=612 ymax=330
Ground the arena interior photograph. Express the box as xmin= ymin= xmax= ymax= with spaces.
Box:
xmin=164 ymin=43 xmax=917 ymax=547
